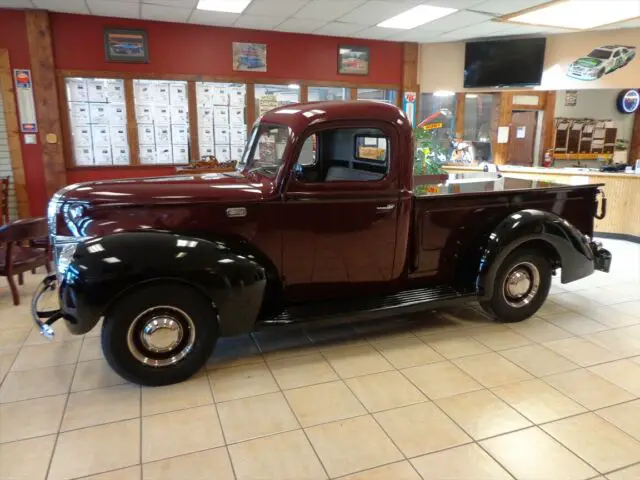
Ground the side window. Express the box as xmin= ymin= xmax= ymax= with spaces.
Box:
xmin=297 ymin=134 xmax=316 ymax=166
xmin=613 ymin=50 xmax=620 ymax=58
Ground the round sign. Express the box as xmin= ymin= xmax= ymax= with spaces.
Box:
xmin=616 ymin=89 xmax=640 ymax=114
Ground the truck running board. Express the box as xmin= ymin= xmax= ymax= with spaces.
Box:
xmin=259 ymin=285 xmax=473 ymax=330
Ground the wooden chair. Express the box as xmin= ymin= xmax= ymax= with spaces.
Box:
xmin=0 ymin=217 xmax=51 ymax=305
xmin=0 ymin=177 xmax=9 ymax=225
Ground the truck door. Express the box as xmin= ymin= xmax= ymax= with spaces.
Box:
xmin=282 ymin=124 xmax=400 ymax=298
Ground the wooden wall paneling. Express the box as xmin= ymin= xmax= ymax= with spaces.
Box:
xmin=0 ymin=49 xmax=29 ymax=217
xmin=56 ymin=74 xmax=74 ymax=168
xmin=494 ymin=92 xmax=513 ymax=165
xmin=25 ymin=10 xmax=66 ymax=198
xmin=245 ymin=83 xmax=256 ymax=132
xmin=402 ymin=43 xmax=418 ymax=92
xmin=187 ymin=81 xmax=199 ymax=162
xmin=350 ymin=87 xmax=357 ymax=101
xmin=629 ymin=106 xmax=640 ymax=166
xmin=541 ymin=90 xmax=557 ymax=159
xmin=455 ymin=92 xmax=465 ymax=138
xmin=124 ymin=79 xmax=140 ymax=165
xmin=300 ymin=84 xmax=308 ymax=103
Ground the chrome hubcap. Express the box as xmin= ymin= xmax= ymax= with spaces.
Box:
xmin=502 ymin=262 xmax=540 ymax=308
xmin=127 ymin=306 xmax=196 ymax=368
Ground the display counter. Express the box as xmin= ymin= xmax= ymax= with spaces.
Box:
xmin=442 ymin=165 xmax=640 ymax=241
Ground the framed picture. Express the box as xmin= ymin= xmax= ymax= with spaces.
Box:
xmin=232 ymin=42 xmax=267 ymax=72
xmin=104 ymin=29 xmax=148 ymax=63
xmin=338 ymin=45 xmax=369 ymax=75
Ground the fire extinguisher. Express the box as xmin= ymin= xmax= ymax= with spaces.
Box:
xmin=543 ymin=150 xmax=554 ymax=168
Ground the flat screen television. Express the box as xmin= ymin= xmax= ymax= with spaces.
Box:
xmin=464 ymin=38 xmax=546 ymax=88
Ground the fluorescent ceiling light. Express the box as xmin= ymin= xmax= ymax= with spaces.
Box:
xmin=196 ymin=0 xmax=252 ymax=13
xmin=433 ymin=90 xmax=455 ymax=97
xmin=507 ymin=0 xmax=640 ymax=29
xmin=378 ymin=5 xmax=457 ymax=29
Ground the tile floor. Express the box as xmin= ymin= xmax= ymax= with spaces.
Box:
xmin=0 ymin=238 xmax=639 ymax=480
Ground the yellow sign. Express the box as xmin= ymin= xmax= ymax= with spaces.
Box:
xmin=553 ymin=153 xmax=613 ymax=160
xmin=358 ymin=146 xmax=386 ymax=161
xmin=423 ymin=122 xmax=443 ymax=131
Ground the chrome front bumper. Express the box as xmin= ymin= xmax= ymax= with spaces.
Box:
xmin=31 ymin=274 xmax=64 ymax=339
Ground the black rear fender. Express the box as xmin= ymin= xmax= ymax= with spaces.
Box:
xmin=61 ymin=231 xmax=267 ymax=336
xmin=475 ymin=209 xmax=594 ymax=299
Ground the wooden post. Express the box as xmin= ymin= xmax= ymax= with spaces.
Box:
xmin=541 ymin=91 xmax=557 ymax=160
xmin=629 ymin=106 xmax=640 ymax=166
xmin=349 ymin=87 xmax=358 ymax=101
xmin=493 ymin=92 xmax=513 ymax=165
xmin=300 ymin=84 xmax=308 ymax=103
xmin=0 ymin=49 xmax=30 ymax=217
xmin=187 ymin=81 xmax=199 ymax=162
xmin=124 ymin=79 xmax=140 ymax=165
xmin=455 ymin=92 xmax=465 ymax=138
xmin=246 ymin=83 xmax=256 ymax=132
xmin=25 ymin=10 xmax=66 ymax=199
xmin=401 ymin=43 xmax=419 ymax=116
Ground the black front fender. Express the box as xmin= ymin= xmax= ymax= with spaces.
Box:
xmin=60 ymin=231 xmax=267 ymax=336
xmin=476 ymin=209 xmax=595 ymax=299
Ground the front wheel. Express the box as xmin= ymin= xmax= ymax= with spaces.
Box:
xmin=101 ymin=284 xmax=218 ymax=386
xmin=479 ymin=248 xmax=552 ymax=323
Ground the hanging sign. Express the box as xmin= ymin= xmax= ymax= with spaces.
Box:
xmin=403 ymin=91 xmax=417 ymax=126
xmin=13 ymin=69 xmax=37 ymax=133
xmin=423 ymin=122 xmax=443 ymax=131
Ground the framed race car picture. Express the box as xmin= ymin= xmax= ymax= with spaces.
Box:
xmin=104 ymin=29 xmax=148 ymax=63
xmin=232 ymin=42 xmax=267 ymax=72
xmin=338 ymin=45 xmax=369 ymax=75
xmin=567 ymin=44 xmax=636 ymax=81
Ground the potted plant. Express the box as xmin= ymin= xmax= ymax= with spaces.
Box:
xmin=613 ymin=139 xmax=629 ymax=165
xmin=413 ymin=127 xmax=449 ymax=186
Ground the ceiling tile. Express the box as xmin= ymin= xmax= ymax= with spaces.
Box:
xmin=141 ymin=3 xmax=191 ymax=22
xmin=0 ymin=0 xmax=35 ymax=8
xmin=274 ymin=17 xmax=327 ymax=33
xmin=32 ymin=0 xmax=89 ymax=13
xmin=356 ymin=25 xmax=401 ymax=39
xmin=244 ymin=0 xmax=310 ymax=16
xmin=142 ymin=0 xmax=196 ymax=7
xmin=497 ymin=23 xmax=571 ymax=35
xmin=87 ymin=0 xmax=141 ymax=19
xmin=416 ymin=10 xmax=494 ymax=32
xmin=233 ymin=14 xmax=286 ymax=29
xmin=339 ymin=1 xmax=419 ymax=26
xmin=388 ymin=29 xmax=445 ymax=42
xmin=436 ymin=20 xmax=511 ymax=40
xmin=313 ymin=21 xmax=366 ymax=36
xmin=472 ymin=0 xmax=552 ymax=15
xmin=424 ymin=0 xmax=484 ymax=8
xmin=189 ymin=10 xmax=239 ymax=26
xmin=294 ymin=0 xmax=366 ymax=21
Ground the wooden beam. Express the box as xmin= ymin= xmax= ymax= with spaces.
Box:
xmin=0 ymin=49 xmax=29 ymax=218
xmin=401 ymin=43 xmax=419 ymax=112
xmin=245 ymin=83 xmax=256 ymax=131
xmin=629 ymin=105 xmax=640 ymax=166
xmin=25 ymin=10 xmax=66 ymax=199
xmin=187 ymin=81 xmax=199 ymax=162
xmin=124 ymin=78 xmax=140 ymax=165
xmin=349 ymin=87 xmax=357 ymax=101
xmin=494 ymin=91 xmax=513 ymax=165
xmin=300 ymin=84 xmax=308 ymax=103
xmin=541 ymin=90 xmax=557 ymax=161
xmin=455 ymin=92 xmax=465 ymax=138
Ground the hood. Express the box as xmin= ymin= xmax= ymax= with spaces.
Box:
xmin=573 ymin=57 xmax=603 ymax=68
xmin=58 ymin=170 xmax=273 ymax=208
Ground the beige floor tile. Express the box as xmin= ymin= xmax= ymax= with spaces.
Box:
xmin=492 ymin=378 xmax=586 ymax=424
xmin=536 ymin=299 xmax=570 ymax=318
xmin=23 ymin=323 xmax=80 ymax=345
xmin=553 ymin=292 xmax=607 ymax=312
xmin=0 ymin=394 xmax=66 ymax=443
xmin=543 ymin=337 xmax=624 ymax=367
xmin=584 ymin=329 xmax=640 ymax=357
xmin=501 ymin=344 xmax=579 ymax=377
xmin=506 ymin=316 xmax=574 ymax=343
xmin=611 ymin=301 xmax=640 ymax=318
xmin=375 ymin=402 xmax=471 ymax=457
xmin=229 ymin=429 xmax=327 ymax=480
xmin=421 ymin=331 xmax=491 ymax=359
xmin=254 ymin=330 xmax=316 ymax=361
xmin=583 ymin=305 xmax=640 ymax=328
xmin=589 ymin=360 xmax=640 ymax=396
xmin=322 ymin=343 xmax=393 ymax=378
xmin=346 ymin=370 xmax=426 ymax=412
xmin=597 ymin=400 xmax=640 ymax=441
xmin=49 ymin=419 xmax=140 ymax=480
xmin=141 ymin=374 xmax=213 ymax=416
xmin=545 ymin=312 xmax=610 ymax=335
xmin=209 ymin=361 xmax=278 ymax=402
xmin=268 ymin=352 xmax=338 ymax=390
xmin=142 ymin=404 xmax=224 ymax=463
xmin=471 ymin=325 xmax=533 ymax=351
xmin=306 ymin=415 xmax=402 ymax=478
xmin=78 ymin=466 xmax=141 ymax=480
xmin=543 ymin=413 xmax=640 ymax=473
xmin=0 ymin=327 xmax=30 ymax=349
xmin=78 ymin=336 xmax=103 ymax=362
xmin=0 ymin=364 xmax=74 ymax=403
xmin=11 ymin=339 xmax=82 ymax=371
xmin=71 ymin=359 xmax=127 ymax=392
xmin=285 ymin=380 xmax=365 ymax=427
xmin=143 ymin=447 xmax=234 ymax=480
xmin=544 ymin=369 xmax=635 ymax=410
xmin=436 ymin=389 xmax=531 ymax=440
xmin=218 ymin=392 xmax=299 ymax=444
xmin=337 ymin=461 xmax=421 ymax=480
xmin=453 ymin=352 xmax=533 ymax=388
xmin=480 ymin=427 xmax=596 ymax=480
xmin=411 ymin=443 xmax=513 ymax=480
xmin=206 ymin=335 xmax=262 ymax=370
xmin=402 ymin=361 xmax=482 ymax=400
xmin=607 ymin=463 xmax=640 ymax=480
xmin=62 ymin=384 xmax=140 ymax=431
xmin=370 ymin=335 xmax=444 ymax=369
xmin=0 ymin=347 xmax=18 ymax=383
xmin=0 ymin=435 xmax=56 ymax=480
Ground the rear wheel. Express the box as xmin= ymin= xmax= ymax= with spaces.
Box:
xmin=101 ymin=284 xmax=218 ymax=386
xmin=479 ymin=249 xmax=552 ymax=323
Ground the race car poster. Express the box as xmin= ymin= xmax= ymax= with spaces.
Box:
xmin=566 ymin=44 xmax=636 ymax=82
xmin=232 ymin=43 xmax=267 ymax=72
xmin=104 ymin=29 xmax=148 ymax=63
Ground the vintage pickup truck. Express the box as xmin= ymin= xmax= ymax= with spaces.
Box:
xmin=33 ymin=101 xmax=611 ymax=386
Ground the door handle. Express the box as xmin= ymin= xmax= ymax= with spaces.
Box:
xmin=376 ymin=203 xmax=396 ymax=212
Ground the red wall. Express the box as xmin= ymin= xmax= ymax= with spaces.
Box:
xmin=1 ymin=10 xmax=404 ymax=214
xmin=0 ymin=9 xmax=48 ymax=216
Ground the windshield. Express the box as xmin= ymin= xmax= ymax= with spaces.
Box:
xmin=240 ymin=123 xmax=290 ymax=177
xmin=588 ymin=49 xmax=611 ymax=59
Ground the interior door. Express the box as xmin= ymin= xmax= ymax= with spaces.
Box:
xmin=282 ymin=126 xmax=400 ymax=301
xmin=509 ymin=111 xmax=538 ymax=165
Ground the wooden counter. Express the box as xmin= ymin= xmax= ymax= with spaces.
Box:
xmin=443 ymin=165 xmax=640 ymax=241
